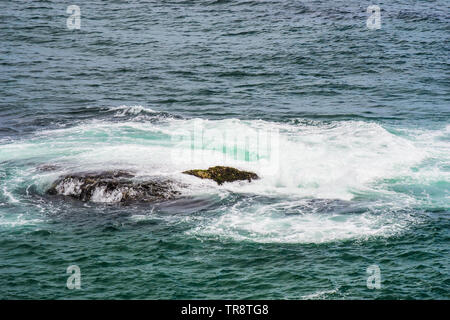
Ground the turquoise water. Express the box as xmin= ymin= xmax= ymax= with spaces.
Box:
xmin=0 ymin=1 xmax=449 ymax=299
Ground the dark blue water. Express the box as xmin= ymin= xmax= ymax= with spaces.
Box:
xmin=0 ymin=1 xmax=449 ymax=299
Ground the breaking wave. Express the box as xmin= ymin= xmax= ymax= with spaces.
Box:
xmin=0 ymin=106 xmax=448 ymax=242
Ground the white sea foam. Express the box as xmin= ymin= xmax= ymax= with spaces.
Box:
xmin=0 ymin=213 xmax=43 ymax=228
xmin=1 ymin=110 xmax=448 ymax=242
xmin=186 ymin=198 xmax=419 ymax=244
xmin=2 ymin=186 xmax=20 ymax=203
xmin=90 ymin=186 xmax=125 ymax=203
xmin=109 ymin=105 xmax=157 ymax=116
xmin=301 ymin=288 xmax=340 ymax=300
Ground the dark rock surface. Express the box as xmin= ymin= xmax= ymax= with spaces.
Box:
xmin=47 ymin=170 xmax=180 ymax=203
xmin=46 ymin=166 xmax=259 ymax=203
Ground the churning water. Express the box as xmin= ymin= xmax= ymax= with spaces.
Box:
xmin=0 ymin=1 xmax=449 ymax=299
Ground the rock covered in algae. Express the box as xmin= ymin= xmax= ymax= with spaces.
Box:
xmin=182 ymin=166 xmax=259 ymax=185
xmin=47 ymin=170 xmax=181 ymax=203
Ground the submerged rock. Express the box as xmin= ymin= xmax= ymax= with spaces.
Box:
xmin=37 ymin=164 xmax=61 ymax=172
xmin=47 ymin=170 xmax=181 ymax=203
xmin=183 ymin=166 xmax=259 ymax=185
xmin=47 ymin=166 xmax=259 ymax=203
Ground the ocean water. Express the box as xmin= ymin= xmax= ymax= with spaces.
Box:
xmin=0 ymin=0 xmax=449 ymax=299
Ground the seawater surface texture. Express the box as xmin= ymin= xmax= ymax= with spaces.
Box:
xmin=0 ymin=1 xmax=449 ymax=299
